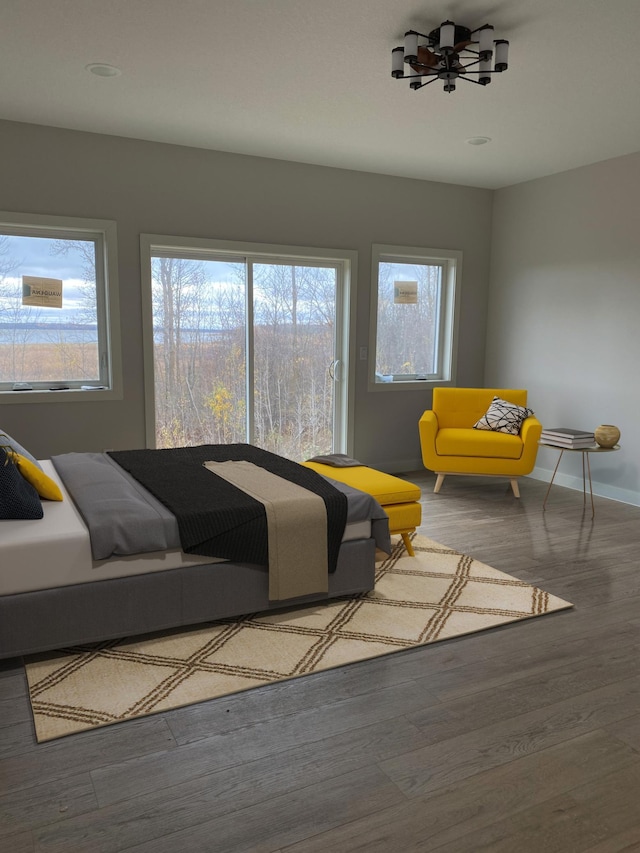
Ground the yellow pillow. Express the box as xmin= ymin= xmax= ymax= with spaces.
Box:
xmin=10 ymin=452 xmax=64 ymax=501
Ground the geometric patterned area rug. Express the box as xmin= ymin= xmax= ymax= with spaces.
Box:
xmin=24 ymin=535 xmax=572 ymax=742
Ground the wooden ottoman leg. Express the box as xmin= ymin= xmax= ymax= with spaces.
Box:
xmin=510 ymin=478 xmax=520 ymax=498
xmin=434 ymin=473 xmax=445 ymax=493
xmin=401 ymin=532 xmax=415 ymax=557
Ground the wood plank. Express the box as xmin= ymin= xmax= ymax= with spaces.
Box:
xmin=0 ymin=722 xmax=39 ymax=760
xmin=0 ymin=717 xmax=175 ymax=795
xmin=602 ymin=712 xmax=640 ymax=753
xmin=32 ymin=717 xmax=424 ymax=853
xmin=91 ymin=677 xmax=440 ymax=807
xmin=582 ymin=824 xmax=640 ymax=852
xmin=380 ymin=675 xmax=640 ymax=798
xmin=0 ymin=695 xmax=34 ymax=729
xmin=428 ymin=761 xmax=640 ymax=852
xmin=0 ymin=669 xmax=27 ymax=701
xmin=421 ymin=620 xmax=640 ymax=704
xmin=115 ymin=765 xmax=406 ymax=853
xmin=279 ymin=730 xmax=640 ymax=852
xmin=0 ymin=773 xmax=96 ymax=840
xmin=404 ymin=640 xmax=640 ymax=746
xmin=1 ymin=830 xmax=34 ymax=853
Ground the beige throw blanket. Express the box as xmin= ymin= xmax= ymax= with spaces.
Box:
xmin=203 ymin=460 xmax=328 ymax=601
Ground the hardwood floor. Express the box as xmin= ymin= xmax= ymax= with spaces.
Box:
xmin=2 ymin=472 xmax=640 ymax=852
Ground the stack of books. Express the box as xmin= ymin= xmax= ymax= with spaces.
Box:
xmin=540 ymin=427 xmax=596 ymax=448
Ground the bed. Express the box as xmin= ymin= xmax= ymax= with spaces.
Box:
xmin=0 ymin=443 xmax=390 ymax=659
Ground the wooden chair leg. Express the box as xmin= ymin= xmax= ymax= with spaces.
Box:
xmin=434 ymin=473 xmax=445 ymax=493
xmin=400 ymin=532 xmax=415 ymax=556
xmin=510 ymin=478 xmax=520 ymax=498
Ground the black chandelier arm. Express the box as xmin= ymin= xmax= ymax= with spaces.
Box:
xmin=413 ymin=75 xmax=441 ymax=88
xmin=457 ymin=74 xmax=497 ymax=85
xmin=407 ymin=59 xmax=441 ymax=71
xmin=466 ymin=68 xmax=505 ymax=76
xmin=468 ymin=24 xmax=491 ymax=36
xmin=455 ymin=57 xmax=483 ymax=71
xmin=453 ymin=58 xmax=506 ymax=74
xmin=404 ymin=28 xmax=436 ymax=42
xmin=398 ymin=67 xmax=505 ymax=82
xmin=406 ymin=71 xmax=503 ymax=89
xmin=405 ymin=24 xmax=494 ymax=40
xmin=401 ymin=71 xmax=439 ymax=80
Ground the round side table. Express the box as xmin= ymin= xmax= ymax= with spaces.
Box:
xmin=540 ymin=443 xmax=620 ymax=519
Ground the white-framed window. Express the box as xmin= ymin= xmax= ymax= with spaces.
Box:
xmin=140 ymin=235 xmax=357 ymax=459
xmin=0 ymin=212 xmax=122 ymax=402
xmin=369 ymin=244 xmax=461 ymax=389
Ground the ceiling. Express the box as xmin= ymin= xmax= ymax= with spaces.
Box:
xmin=2 ymin=0 xmax=640 ymax=189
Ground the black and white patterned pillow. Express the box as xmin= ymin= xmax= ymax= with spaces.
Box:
xmin=0 ymin=446 xmax=44 ymax=519
xmin=473 ymin=396 xmax=534 ymax=435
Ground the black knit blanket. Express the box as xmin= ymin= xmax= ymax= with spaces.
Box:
xmin=108 ymin=444 xmax=348 ymax=571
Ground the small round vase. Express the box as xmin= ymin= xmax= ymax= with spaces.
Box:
xmin=594 ymin=424 xmax=620 ymax=448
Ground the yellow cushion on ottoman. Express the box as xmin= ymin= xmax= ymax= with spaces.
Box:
xmin=385 ymin=502 xmax=422 ymax=532
xmin=302 ymin=462 xmax=421 ymax=505
xmin=302 ymin=461 xmax=422 ymax=554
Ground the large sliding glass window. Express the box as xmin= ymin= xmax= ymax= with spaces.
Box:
xmin=150 ymin=254 xmax=247 ymax=448
xmin=141 ymin=236 xmax=355 ymax=461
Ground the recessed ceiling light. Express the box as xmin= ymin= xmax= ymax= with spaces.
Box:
xmin=85 ymin=63 xmax=122 ymax=78
xmin=466 ymin=137 xmax=492 ymax=146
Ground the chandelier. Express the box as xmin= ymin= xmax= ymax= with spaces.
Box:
xmin=391 ymin=20 xmax=509 ymax=93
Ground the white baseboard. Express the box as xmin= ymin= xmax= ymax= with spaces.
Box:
xmin=529 ymin=465 xmax=640 ymax=508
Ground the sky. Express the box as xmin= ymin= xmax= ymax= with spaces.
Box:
xmin=0 ymin=234 xmax=93 ymax=323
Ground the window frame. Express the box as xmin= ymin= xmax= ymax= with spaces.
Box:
xmin=368 ymin=243 xmax=462 ymax=391
xmin=140 ymin=234 xmax=357 ymax=452
xmin=0 ymin=211 xmax=122 ymax=403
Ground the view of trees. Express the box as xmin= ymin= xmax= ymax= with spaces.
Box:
xmin=2 ymin=240 xmax=445 ymax=457
xmin=152 ymin=257 xmax=337 ymax=460
xmin=376 ymin=261 xmax=442 ymax=377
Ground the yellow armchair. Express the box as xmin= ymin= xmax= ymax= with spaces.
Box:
xmin=419 ymin=388 xmax=542 ymax=497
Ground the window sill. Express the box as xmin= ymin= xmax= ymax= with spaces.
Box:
xmin=368 ymin=378 xmax=453 ymax=392
xmin=0 ymin=387 xmax=122 ymax=404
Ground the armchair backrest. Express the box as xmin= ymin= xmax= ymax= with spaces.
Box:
xmin=433 ymin=388 xmax=528 ymax=429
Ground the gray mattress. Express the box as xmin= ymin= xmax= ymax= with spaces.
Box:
xmin=0 ymin=538 xmax=375 ymax=659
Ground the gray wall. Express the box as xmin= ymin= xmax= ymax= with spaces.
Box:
xmin=0 ymin=120 xmax=493 ymax=471
xmin=487 ymin=151 xmax=640 ymax=504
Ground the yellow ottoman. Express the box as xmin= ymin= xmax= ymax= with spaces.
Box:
xmin=302 ymin=462 xmax=422 ymax=556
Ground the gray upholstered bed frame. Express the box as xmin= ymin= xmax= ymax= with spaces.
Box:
xmin=0 ymin=537 xmax=375 ymax=659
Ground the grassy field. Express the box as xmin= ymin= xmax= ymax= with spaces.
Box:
xmin=0 ymin=341 xmax=99 ymax=384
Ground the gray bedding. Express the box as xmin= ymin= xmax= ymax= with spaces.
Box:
xmin=51 ymin=452 xmax=391 ymax=561
xmin=51 ymin=453 xmax=181 ymax=558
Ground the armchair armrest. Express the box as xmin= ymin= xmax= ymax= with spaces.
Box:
xmin=520 ymin=415 xmax=542 ymax=443
xmin=519 ymin=416 xmax=543 ymax=469
xmin=419 ymin=410 xmax=440 ymax=469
